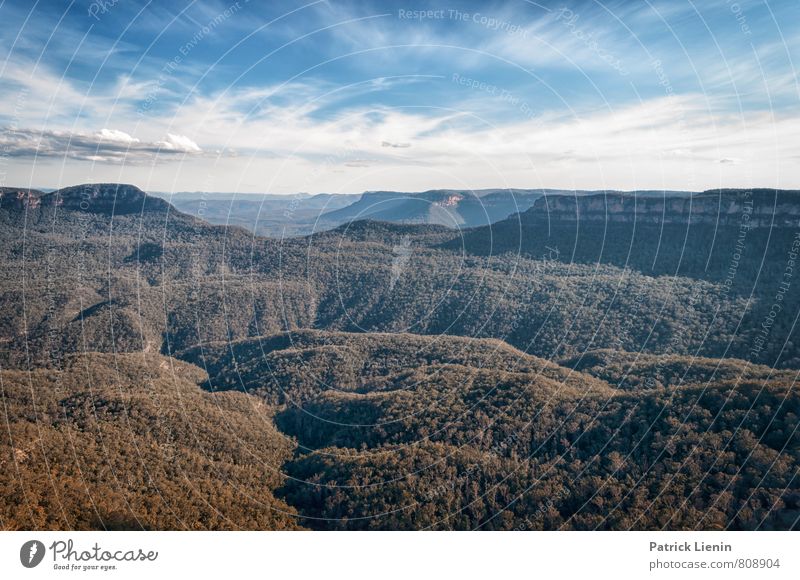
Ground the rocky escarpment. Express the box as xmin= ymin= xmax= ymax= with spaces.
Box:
xmin=1 ymin=183 xmax=171 ymax=215
xmin=452 ymin=187 xmax=800 ymax=289
xmin=525 ymin=189 xmax=800 ymax=228
xmin=49 ymin=183 xmax=172 ymax=214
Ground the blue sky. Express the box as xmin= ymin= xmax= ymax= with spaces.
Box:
xmin=0 ymin=0 xmax=798 ymax=193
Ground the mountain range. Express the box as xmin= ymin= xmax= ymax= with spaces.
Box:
xmin=1 ymin=182 xmax=798 ymax=530
xmin=142 ymin=187 xmax=695 ymax=237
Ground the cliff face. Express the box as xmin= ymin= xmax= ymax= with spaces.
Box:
xmin=525 ymin=189 xmax=800 ymax=228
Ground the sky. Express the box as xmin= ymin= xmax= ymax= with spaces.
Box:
xmin=0 ymin=0 xmax=798 ymax=194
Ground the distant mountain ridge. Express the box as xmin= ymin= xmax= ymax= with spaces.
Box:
xmin=4 ymin=184 xmax=711 ymax=237
xmin=156 ymin=186 xmax=700 ymax=237
xmin=319 ymin=187 xmax=696 ymax=228
xmin=318 ymin=188 xmax=545 ymax=228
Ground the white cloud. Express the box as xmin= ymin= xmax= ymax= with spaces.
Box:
xmin=98 ymin=128 xmax=140 ymax=144
xmin=159 ymin=133 xmax=202 ymax=153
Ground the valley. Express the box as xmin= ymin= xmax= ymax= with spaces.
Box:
xmin=1 ymin=183 xmax=799 ymax=530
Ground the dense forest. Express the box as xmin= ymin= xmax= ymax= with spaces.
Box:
xmin=1 ymin=183 xmax=799 ymax=530
xmin=0 ymin=353 xmax=300 ymax=530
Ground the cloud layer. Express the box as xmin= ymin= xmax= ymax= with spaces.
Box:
xmin=1 ymin=128 xmax=202 ymax=163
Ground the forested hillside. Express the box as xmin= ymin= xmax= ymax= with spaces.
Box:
xmin=4 ymin=184 xmax=797 ymax=366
